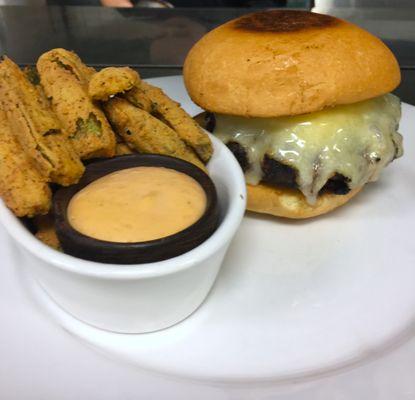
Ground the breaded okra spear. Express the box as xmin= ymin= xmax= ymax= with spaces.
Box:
xmin=34 ymin=214 xmax=61 ymax=250
xmin=88 ymin=67 xmax=140 ymax=102
xmin=128 ymin=82 xmax=213 ymax=163
xmin=0 ymin=57 xmax=84 ymax=186
xmin=88 ymin=66 xmax=153 ymax=111
xmin=40 ymin=48 xmax=95 ymax=86
xmin=104 ymin=98 xmax=205 ymax=170
xmin=0 ymin=109 xmax=51 ymax=217
xmin=37 ymin=49 xmax=116 ymax=159
xmin=86 ymin=67 xmax=212 ymax=163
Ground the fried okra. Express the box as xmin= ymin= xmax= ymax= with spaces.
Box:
xmin=34 ymin=214 xmax=61 ymax=250
xmin=104 ymin=98 xmax=205 ymax=170
xmin=86 ymin=65 xmax=213 ymax=163
xmin=88 ymin=67 xmax=140 ymax=101
xmin=37 ymin=49 xmax=116 ymax=159
xmin=0 ymin=109 xmax=51 ymax=217
xmin=0 ymin=57 xmax=84 ymax=186
xmin=134 ymin=82 xmax=213 ymax=163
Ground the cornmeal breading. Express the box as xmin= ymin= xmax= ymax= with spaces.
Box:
xmin=114 ymin=131 xmax=135 ymax=155
xmin=88 ymin=67 xmax=140 ymax=101
xmin=86 ymin=66 xmax=212 ymax=162
xmin=23 ymin=66 xmax=51 ymax=109
xmin=40 ymin=48 xmax=95 ymax=86
xmin=104 ymin=98 xmax=205 ymax=170
xmin=115 ymin=142 xmax=135 ymax=156
xmin=123 ymin=85 xmax=153 ymax=113
xmin=87 ymin=67 xmax=152 ymax=112
xmin=0 ymin=109 xmax=51 ymax=217
xmin=37 ymin=49 xmax=116 ymax=159
xmin=0 ymin=57 xmax=84 ymax=186
xmin=34 ymin=214 xmax=61 ymax=250
xmin=136 ymin=82 xmax=212 ymax=162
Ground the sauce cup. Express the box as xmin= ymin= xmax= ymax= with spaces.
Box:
xmin=0 ymin=134 xmax=246 ymax=333
xmin=53 ymin=154 xmax=220 ymax=264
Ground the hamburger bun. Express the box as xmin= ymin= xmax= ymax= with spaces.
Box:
xmin=184 ymin=10 xmax=401 ymax=118
xmin=247 ymin=184 xmax=361 ymax=219
xmin=184 ymin=10 xmax=402 ymax=219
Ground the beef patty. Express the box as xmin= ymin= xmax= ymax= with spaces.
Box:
xmin=227 ymin=141 xmax=351 ymax=196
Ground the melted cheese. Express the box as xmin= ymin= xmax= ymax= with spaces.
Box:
xmin=213 ymin=94 xmax=403 ymax=204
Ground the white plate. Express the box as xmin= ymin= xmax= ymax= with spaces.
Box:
xmin=15 ymin=76 xmax=415 ymax=383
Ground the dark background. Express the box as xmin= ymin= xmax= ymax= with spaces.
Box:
xmin=0 ymin=4 xmax=413 ymax=104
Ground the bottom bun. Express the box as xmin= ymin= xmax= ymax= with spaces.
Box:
xmin=247 ymin=184 xmax=362 ymax=219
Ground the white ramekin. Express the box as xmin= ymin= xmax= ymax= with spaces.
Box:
xmin=0 ymin=134 xmax=246 ymax=333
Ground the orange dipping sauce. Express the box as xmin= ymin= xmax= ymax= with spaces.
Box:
xmin=68 ymin=167 xmax=207 ymax=243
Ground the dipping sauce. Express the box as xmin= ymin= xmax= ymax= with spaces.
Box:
xmin=67 ymin=166 xmax=207 ymax=243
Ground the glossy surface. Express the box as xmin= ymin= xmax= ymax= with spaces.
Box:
xmin=14 ymin=75 xmax=414 ymax=382
xmin=214 ymin=94 xmax=403 ymax=203
xmin=68 ymin=166 xmax=206 ymax=243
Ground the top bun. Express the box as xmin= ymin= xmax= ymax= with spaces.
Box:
xmin=183 ymin=10 xmax=401 ymax=117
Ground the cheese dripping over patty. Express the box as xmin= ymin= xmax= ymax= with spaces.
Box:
xmin=213 ymin=94 xmax=403 ymax=204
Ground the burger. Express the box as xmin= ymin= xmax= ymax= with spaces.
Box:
xmin=183 ymin=10 xmax=403 ymax=219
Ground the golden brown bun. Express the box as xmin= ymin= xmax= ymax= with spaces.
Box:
xmin=184 ymin=10 xmax=400 ymax=117
xmin=247 ymin=184 xmax=361 ymax=219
